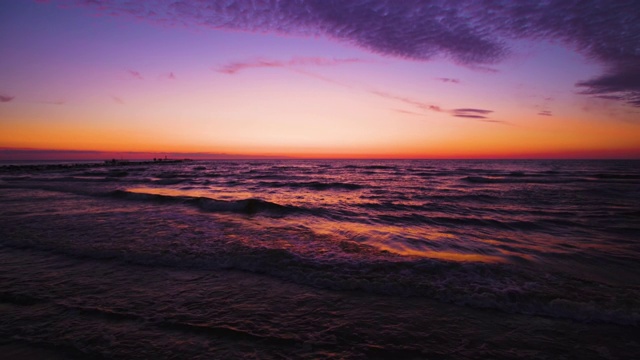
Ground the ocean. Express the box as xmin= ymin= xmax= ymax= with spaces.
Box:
xmin=1 ymin=159 xmax=639 ymax=358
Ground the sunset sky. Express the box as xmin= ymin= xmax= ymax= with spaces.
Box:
xmin=1 ymin=0 xmax=639 ymax=159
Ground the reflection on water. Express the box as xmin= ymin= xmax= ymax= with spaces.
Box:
xmin=1 ymin=159 xmax=639 ymax=326
xmin=116 ymin=159 xmax=640 ymax=280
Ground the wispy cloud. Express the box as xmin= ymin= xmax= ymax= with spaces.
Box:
xmin=369 ymin=90 xmax=437 ymax=112
xmin=217 ymin=57 xmax=365 ymax=74
xmin=454 ymin=114 xmax=486 ymax=119
xmin=291 ymin=68 xmax=354 ymax=88
xmin=374 ymin=91 xmax=499 ymax=122
xmin=127 ymin=70 xmax=143 ymax=80
xmin=593 ymin=95 xmax=624 ymax=101
xmin=111 ymin=96 xmax=124 ymax=104
xmin=453 ymin=108 xmax=493 ymax=115
xmin=451 ymin=108 xmax=494 ymax=119
xmin=576 ymin=61 xmax=640 ymax=106
xmin=479 ymin=119 xmax=508 ymax=124
xmin=538 ymin=110 xmax=553 ymax=116
xmin=394 ymin=108 xmax=423 ymax=116
xmin=53 ymin=0 xmax=640 ymax=107
xmin=467 ymin=65 xmax=500 ymax=74
xmin=1 ymin=94 xmax=15 ymax=102
xmin=436 ymin=78 xmax=460 ymax=84
xmin=217 ymin=58 xmax=490 ymax=121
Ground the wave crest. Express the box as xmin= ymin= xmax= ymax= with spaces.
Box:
xmin=109 ymin=190 xmax=298 ymax=215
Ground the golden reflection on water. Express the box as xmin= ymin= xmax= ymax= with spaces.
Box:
xmin=391 ymin=249 xmax=507 ymax=263
xmin=288 ymin=219 xmax=506 ymax=263
xmin=127 ymin=186 xmax=255 ymax=200
xmin=127 ymin=187 xmax=508 ymax=264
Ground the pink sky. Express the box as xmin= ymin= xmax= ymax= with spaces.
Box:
xmin=1 ymin=1 xmax=639 ymax=160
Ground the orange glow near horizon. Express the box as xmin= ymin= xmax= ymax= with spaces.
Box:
xmin=2 ymin=106 xmax=639 ymax=160
xmin=1 ymin=2 xmax=639 ymax=160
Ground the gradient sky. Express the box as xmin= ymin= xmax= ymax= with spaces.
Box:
xmin=1 ymin=0 xmax=639 ymax=159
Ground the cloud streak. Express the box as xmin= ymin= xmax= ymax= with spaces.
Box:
xmin=217 ymin=55 xmax=500 ymax=123
xmin=454 ymin=114 xmax=488 ymax=119
xmin=451 ymin=108 xmax=494 ymax=119
xmin=1 ymin=95 xmax=15 ymax=102
xmin=217 ymin=57 xmax=365 ymax=74
xmin=127 ymin=70 xmax=143 ymax=80
xmin=576 ymin=61 xmax=640 ymax=107
xmin=373 ymin=90 xmax=498 ymax=122
xmin=453 ymin=108 xmax=493 ymax=115
xmin=436 ymin=78 xmax=460 ymax=84
xmin=370 ymin=90 xmax=437 ymax=112
xmin=51 ymin=0 xmax=640 ymax=107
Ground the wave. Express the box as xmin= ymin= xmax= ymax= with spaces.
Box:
xmin=353 ymin=201 xmax=568 ymax=230
xmin=340 ymin=164 xmax=395 ymax=170
xmin=2 ymin=235 xmax=637 ymax=327
xmin=592 ymin=173 xmax=640 ymax=180
xmin=0 ymin=182 xmax=313 ymax=217
xmin=462 ymin=173 xmax=640 ymax=185
xmin=0 ymin=175 xmax=32 ymax=181
xmin=258 ymin=181 xmax=364 ymax=191
xmin=153 ymin=171 xmax=194 ymax=180
xmin=152 ymin=178 xmax=187 ymax=185
xmin=461 ymin=175 xmax=588 ymax=184
xmin=373 ymin=212 xmax=546 ymax=231
xmin=1 ymin=175 xmax=120 ymax=183
xmin=2 ymin=159 xmax=639 ymax=326
xmin=108 ymin=190 xmax=300 ymax=215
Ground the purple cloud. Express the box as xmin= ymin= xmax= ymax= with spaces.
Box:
xmin=451 ymin=108 xmax=495 ymax=120
xmin=375 ymin=90 xmax=497 ymax=122
xmin=453 ymin=108 xmax=493 ymax=115
xmin=436 ymin=78 xmax=460 ymax=84
xmin=454 ymin=114 xmax=489 ymax=119
xmin=593 ymin=95 xmax=624 ymax=101
xmin=467 ymin=65 xmax=500 ymax=74
xmin=53 ymin=0 xmax=640 ymax=106
xmin=0 ymin=95 xmax=15 ymax=102
xmin=111 ymin=96 xmax=124 ymax=104
xmin=576 ymin=61 xmax=640 ymax=106
xmin=479 ymin=119 xmax=508 ymax=124
xmin=538 ymin=110 xmax=552 ymax=116
xmin=217 ymin=57 xmax=365 ymax=74
xmin=127 ymin=70 xmax=143 ymax=80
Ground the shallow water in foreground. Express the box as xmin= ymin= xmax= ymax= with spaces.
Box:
xmin=1 ymin=159 xmax=639 ymax=358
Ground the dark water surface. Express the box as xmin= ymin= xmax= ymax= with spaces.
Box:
xmin=1 ymin=160 xmax=639 ymax=358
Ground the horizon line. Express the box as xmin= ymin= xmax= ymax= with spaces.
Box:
xmin=1 ymin=147 xmax=639 ymax=161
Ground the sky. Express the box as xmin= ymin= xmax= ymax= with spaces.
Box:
xmin=1 ymin=0 xmax=639 ymax=160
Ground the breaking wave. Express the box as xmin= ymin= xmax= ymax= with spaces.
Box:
xmin=109 ymin=190 xmax=300 ymax=215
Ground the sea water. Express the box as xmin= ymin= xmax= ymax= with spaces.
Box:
xmin=1 ymin=160 xmax=639 ymax=358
